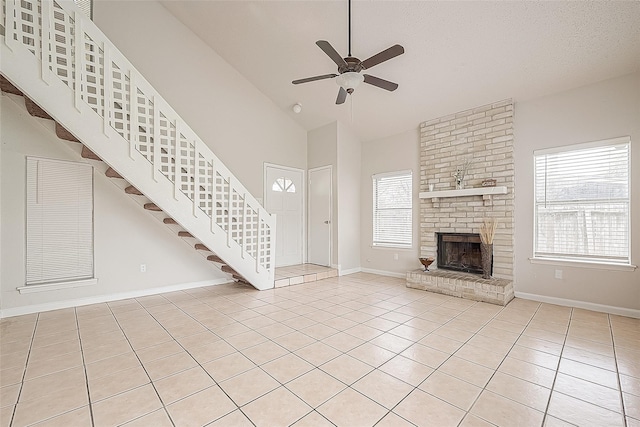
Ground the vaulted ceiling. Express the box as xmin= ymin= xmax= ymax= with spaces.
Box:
xmin=161 ymin=1 xmax=640 ymax=142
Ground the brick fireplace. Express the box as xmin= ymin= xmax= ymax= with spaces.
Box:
xmin=407 ymin=100 xmax=515 ymax=305
xmin=437 ymin=232 xmax=485 ymax=275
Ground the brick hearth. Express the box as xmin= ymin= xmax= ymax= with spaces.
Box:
xmin=406 ymin=269 xmax=514 ymax=306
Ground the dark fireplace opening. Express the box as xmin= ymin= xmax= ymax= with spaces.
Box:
xmin=437 ymin=232 xmax=489 ymax=275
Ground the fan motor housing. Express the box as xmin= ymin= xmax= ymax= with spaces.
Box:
xmin=339 ymin=57 xmax=363 ymax=74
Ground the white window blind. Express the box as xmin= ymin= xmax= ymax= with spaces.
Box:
xmin=373 ymin=170 xmax=412 ymax=248
xmin=26 ymin=158 xmax=94 ymax=285
xmin=534 ymin=137 xmax=630 ymax=264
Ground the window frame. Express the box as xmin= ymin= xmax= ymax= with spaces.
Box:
xmin=532 ymin=136 xmax=633 ymax=268
xmin=372 ymin=169 xmax=413 ymax=249
xmin=24 ymin=157 xmax=95 ymax=288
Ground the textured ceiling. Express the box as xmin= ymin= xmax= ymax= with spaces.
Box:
xmin=161 ymin=1 xmax=640 ymax=142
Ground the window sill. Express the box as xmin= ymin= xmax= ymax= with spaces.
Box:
xmin=17 ymin=278 xmax=98 ymax=294
xmin=529 ymin=258 xmax=636 ymax=272
xmin=371 ymin=245 xmax=413 ymax=250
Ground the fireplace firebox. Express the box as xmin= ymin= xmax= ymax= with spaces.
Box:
xmin=436 ymin=233 xmax=489 ymax=275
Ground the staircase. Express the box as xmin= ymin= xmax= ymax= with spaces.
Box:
xmin=0 ymin=0 xmax=276 ymax=289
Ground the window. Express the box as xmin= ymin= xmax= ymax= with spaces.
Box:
xmin=26 ymin=158 xmax=94 ymax=285
xmin=534 ymin=137 xmax=630 ymax=265
xmin=272 ymin=177 xmax=296 ymax=193
xmin=373 ymin=170 xmax=412 ymax=248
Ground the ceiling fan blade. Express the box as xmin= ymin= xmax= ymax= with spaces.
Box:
xmin=363 ymin=74 xmax=399 ymax=91
xmin=361 ymin=44 xmax=404 ymax=70
xmin=316 ymin=40 xmax=348 ymax=68
xmin=336 ymin=87 xmax=348 ymax=104
xmin=292 ymin=74 xmax=338 ymax=85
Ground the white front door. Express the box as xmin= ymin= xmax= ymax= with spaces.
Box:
xmin=308 ymin=166 xmax=332 ymax=266
xmin=265 ymin=164 xmax=304 ymax=267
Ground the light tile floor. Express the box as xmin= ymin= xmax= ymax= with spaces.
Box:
xmin=1 ymin=272 xmax=638 ymax=427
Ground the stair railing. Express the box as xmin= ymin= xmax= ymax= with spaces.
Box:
xmin=1 ymin=0 xmax=275 ymax=287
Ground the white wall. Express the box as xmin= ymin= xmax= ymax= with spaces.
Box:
xmin=336 ymin=122 xmax=362 ymax=273
xmin=93 ymin=0 xmax=307 ymax=198
xmin=360 ymin=128 xmax=421 ymax=276
xmin=1 ymin=96 xmax=225 ymax=315
xmin=514 ymin=72 xmax=640 ymax=313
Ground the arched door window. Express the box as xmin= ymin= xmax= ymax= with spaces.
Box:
xmin=272 ymin=177 xmax=296 ymax=193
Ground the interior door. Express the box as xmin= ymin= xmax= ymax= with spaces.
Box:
xmin=308 ymin=166 xmax=332 ymax=266
xmin=265 ymin=165 xmax=304 ymax=267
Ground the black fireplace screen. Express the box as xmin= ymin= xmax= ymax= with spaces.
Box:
xmin=436 ymin=233 xmax=487 ymax=275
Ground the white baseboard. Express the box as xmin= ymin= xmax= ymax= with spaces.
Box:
xmin=339 ymin=267 xmax=362 ymax=276
xmin=0 ymin=278 xmax=233 ymax=318
xmin=515 ymin=291 xmax=640 ymax=319
xmin=361 ymin=268 xmax=406 ymax=279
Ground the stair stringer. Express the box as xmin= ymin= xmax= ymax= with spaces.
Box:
xmin=1 ymin=4 xmax=275 ymax=290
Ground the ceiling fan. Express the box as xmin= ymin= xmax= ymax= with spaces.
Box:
xmin=292 ymin=0 xmax=404 ymax=105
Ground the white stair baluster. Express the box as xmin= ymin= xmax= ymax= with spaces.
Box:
xmin=4 ymin=0 xmax=15 ymax=51
xmin=40 ymin=0 xmax=52 ymax=84
xmin=128 ymin=74 xmax=137 ymax=159
xmin=174 ymin=121 xmax=181 ymax=201
xmin=103 ymin=44 xmax=112 ymax=136
xmin=227 ymin=176 xmax=233 ymax=248
xmin=193 ymin=141 xmax=200 ymax=217
xmin=152 ymin=95 xmax=160 ymax=182
xmin=73 ymin=12 xmax=82 ymax=111
xmin=242 ymin=195 xmax=248 ymax=259
xmin=210 ymin=161 xmax=217 ymax=234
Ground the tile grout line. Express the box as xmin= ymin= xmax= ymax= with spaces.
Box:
xmin=453 ymin=301 xmax=545 ymax=426
xmin=8 ymin=277 xmax=636 ymax=427
xmin=608 ymin=313 xmax=629 ymax=427
xmin=105 ymin=301 xmax=178 ymax=427
xmin=74 ymin=307 xmax=97 ymax=427
xmin=7 ymin=312 xmax=38 ymax=427
xmin=135 ymin=291 xmax=260 ymax=426
xmin=536 ymin=304 xmax=569 ymax=427
xmin=360 ymin=298 xmax=520 ymax=426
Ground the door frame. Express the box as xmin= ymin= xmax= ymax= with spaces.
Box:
xmin=263 ymin=162 xmax=306 ymax=265
xmin=308 ymin=165 xmax=333 ymax=267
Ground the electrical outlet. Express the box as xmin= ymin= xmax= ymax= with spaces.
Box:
xmin=394 ymin=253 xmax=399 ymax=260
xmin=140 ymin=264 xmax=147 ymax=273
xmin=554 ymin=269 xmax=562 ymax=280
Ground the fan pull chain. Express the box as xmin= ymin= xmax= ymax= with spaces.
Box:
xmin=348 ymin=0 xmax=351 ymax=56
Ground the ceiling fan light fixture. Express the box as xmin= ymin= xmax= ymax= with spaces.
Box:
xmin=336 ymin=72 xmax=364 ymax=93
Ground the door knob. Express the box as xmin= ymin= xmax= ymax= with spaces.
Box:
xmin=324 ymin=220 xmax=330 ymax=224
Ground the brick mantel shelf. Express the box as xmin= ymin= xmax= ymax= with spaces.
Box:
xmin=419 ymin=186 xmax=508 ymax=199
xmin=420 ymin=186 xmax=508 ymax=207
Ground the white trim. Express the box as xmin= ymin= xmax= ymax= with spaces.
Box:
xmin=1 ymin=278 xmax=232 ymax=318
xmin=361 ymin=268 xmax=405 ymax=278
xmin=372 ymin=169 xmax=413 ymax=180
xmin=17 ymin=278 xmax=98 ymax=294
xmin=339 ymin=267 xmax=362 ymax=276
xmin=515 ymin=291 xmax=640 ymax=319
xmin=532 ymin=138 xmax=631 ymax=266
xmin=529 ymin=257 xmax=636 ymax=272
xmin=264 ymin=163 xmax=306 ymax=266
xmin=307 ymin=165 xmax=333 ymax=267
xmin=419 ymin=186 xmax=508 ymax=199
xmin=533 ymin=136 xmax=630 ymax=156
xmin=373 ymin=170 xmax=413 ymax=248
